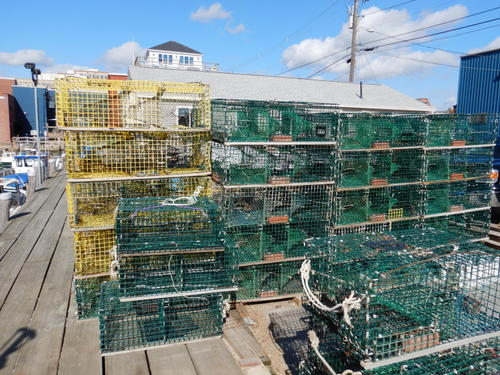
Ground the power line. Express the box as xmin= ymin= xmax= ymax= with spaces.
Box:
xmin=362 ymin=0 xmax=417 ymax=16
xmin=307 ymin=53 xmax=351 ymax=78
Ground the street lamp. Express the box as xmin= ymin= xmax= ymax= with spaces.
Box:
xmin=24 ymin=62 xmax=42 ymax=185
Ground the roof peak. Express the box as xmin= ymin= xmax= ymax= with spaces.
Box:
xmin=149 ymin=41 xmax=201 ymax=54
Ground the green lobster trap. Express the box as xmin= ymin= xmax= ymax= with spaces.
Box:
xmin=115 ymin=196 xmax=224 ymax=255
xmin=337 ymin=149 xmax=424 ymax=188
xmin=303 ymin=237 xmax=499 ymax=364
xmin=423 ymin=208 xmax=491 ymax=240
xmin=65 ymin=130 xmax=211 ymax=179
xmin=66 ymin=177 xmax=213 ymax=229
xmin=211 ymin=99 xmax=338 ymax=142
xmin=227 ymin=221 xmax=330 ymax=265
xmin=99 ymin=282 xmax=223 ymax=353
xmin=75 ymin=275 xmax=111 ymax=319
xmin=212 ymin=142 xmax=336 ymax=185
xmin=220 ymin=183 xmax=334 ymax=227
xmin=116 ymin=251 xmax=236 ymax=298
xmin=236 ymin=259 xmax=303 ymax=300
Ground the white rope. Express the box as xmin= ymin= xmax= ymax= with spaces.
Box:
xmin=300 ymin=259 xmax=362 ymax=328
xmin=308 ymin=330 xmax=362 ymax=375
xmin=161 ymin=186 xmax=203 ymax=206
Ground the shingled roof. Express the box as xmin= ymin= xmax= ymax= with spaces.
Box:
xmin=149 ymin=41 xmax=201 ymax=54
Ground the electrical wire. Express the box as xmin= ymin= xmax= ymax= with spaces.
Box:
xmin=362 ymin=0 xmax=417 ymax=17
xmin=306 ymin=54 xmax=351 ymax=78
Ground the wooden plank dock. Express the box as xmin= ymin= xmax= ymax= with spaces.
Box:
xmin=0 ymin=173 xmax=245 ymax=375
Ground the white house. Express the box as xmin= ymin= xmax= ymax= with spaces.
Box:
xmin=138 ymin=41 xmax=218 ymax=72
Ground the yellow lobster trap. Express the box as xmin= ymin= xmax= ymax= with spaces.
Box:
xmin=56 ymin=78 xmax=210 ymax=130
xmin=65 ymin=130 xmax=211 ymax=179
xmin=66 ymin=176 xmax=214 ymax=229
xmin=74 ymin=229 xmax=115 ymax=277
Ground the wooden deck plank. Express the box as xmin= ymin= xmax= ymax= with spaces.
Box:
xmin=187 ymin=338 xmax=243 ymax=375
xmin=0 ymin=175 xmax=60 ymax=260
xmin=57 ymin=291 xmax=101 ymax=375
xmin=0 ymin=177 xmax=66 ymax=309
xmin=105 ymin=351 xmax=150 ymax=375
xmin=146 ymin=344 xmax=197 ymax=375
xmin=12 ymin=220 xmax=73 ymax=375
xmin=224 ymin=326 xmax=267 ymax=361
xmin=0 ymin=261 xmax=50 ymax=375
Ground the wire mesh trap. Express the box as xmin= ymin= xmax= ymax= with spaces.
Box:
xmin=236 ymin=259 xmax=304 ymax=300
xmin=211 ymin=99 xmax=339 ymax=142
xmin=75 ymin=275 xmax=111 ymax=319
xmin=303 ymin=236 xmax=499 ymax=364
xmin=219 ymin=183 xmax=334 ymax=228
xmin=212 ymin=142 xmax=336 ymax=185
xmin=423 ymin=208 xmax=491 ymax=240
xmin=99 ymin=282 xmax=224 ymax=353
xmin=65 ymin=130 xmax=211 ymax=179
xmin=337 ymin=149 xmax=424 ymax=188
xmin=116 ymin=251 xmax=236 ymax=298
xmin=74 ymin=229 xmax=115 ymax=276
xmin=56 ymin=78 xmax=211 ymax=130
xmin=67 ymin=176 xmax=213 ymax=229
xmin=115 ymin=196 xmax=224 ymax=255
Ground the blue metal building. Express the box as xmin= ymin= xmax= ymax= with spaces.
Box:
xmin=457 ymin=48 xmax=500 ymax=114
xmin=11 ymin=86 xmax=55 ymax=136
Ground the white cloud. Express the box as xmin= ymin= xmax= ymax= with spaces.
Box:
xmin=0 ymin=49 xmax=54 ymax=67
xmin=190 ymin=3 xmax=231 ymax=23
xmin=468 ymin=36 xmax=500 ymax=54
xmin=226 ymin=23 xmax=245 ymax=34
xmin=281 ymin=4 xmax=467 ymax=80
xmin=98 ymin=41 xmax=146 ymax=72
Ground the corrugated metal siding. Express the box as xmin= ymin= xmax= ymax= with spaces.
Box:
xmin=457 ymin=49 xmax=500 ymax=114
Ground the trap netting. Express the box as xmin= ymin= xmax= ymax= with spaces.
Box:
xmin=333 ymin=185 xmax=424 ymax=226
xmin=423 ymin=208 xmax=491 ymax=240
xmin=236 ymin=259 xmax=304 ymax=300
xmin=426 ymin=113 xmax=499 ymax=147
xmin=115 ymin=196 xmax=224 ymax=254
xmin=219 ymin=183 xmax=334 ymax=228
xmin=67 ymin=177 xmax=213 ymax=229
xmin=337 ymin=149 xmax=424 ymax=188
xmin=211 ymin=99 xmax=338 ymax=142
xmin=212 ymin=142 xmax=336 ymax=185
xmin=99 ymin=282 xmax=224 ymax=353
xmin=302 ymin=236 xmax=499 ymax=364
xmin=301 ymin=311 xmax=499 ymax=375
xmin=337 ymin=113 xmax=426 ymax=150
xmin=227 ymin=221 xmax=330 ymax=265
xmin=56 ymin=78 xmax=210 ymax=130
xmin=116 ymin=251 xmax=236 ymax=298
xmin=424 ymin=179 xmax=491 ymax=215
xmin=75 ymin=275 xmax=111 ymax=319
xmin=74 ymin=229 xmax=115 ymax=276
xmin=65 ymin=130 xmax=211 ymax=179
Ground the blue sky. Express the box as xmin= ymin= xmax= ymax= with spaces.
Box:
xmin=1 ymin=0 xmax=499 ymax=109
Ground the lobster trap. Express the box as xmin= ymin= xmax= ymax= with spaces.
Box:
xmin=426 ymin=114 xmax=498 ymax=147
xmin=227 ymin=221 xmax=330 ymax=265
xmin=99 ymin=282 xmax=223 ymax=353
xmin=334 ymin=185 xmax=424 ymax=226
xmin=337 ymin=113 xmax=425 ymax=150
xmin=212 ymin=142 xmax=336 ymax=185
xmin=424 ymin=180 xmax=491 ymax=215
xmin=67 ymin=176 xmax=213 ymax=229
xmin=304 ymin=238 xmax=499 ymax=364
xmin=423 ymin=208 xmax=491 ymax=240
xmin=115 ymin=196 xmax=224 ymax=255
xmin=74 ymin=229 xmax=115 ymax=276
xmin=56 ymin=78 xmax=211 ymax=130
xmin=236 ymin=259 xmax=303 ymax=300
xmin=219 ymin=183 xmax=334 ymax=228
xmin=337 ymin=149 xmax=424 ymax=188
xmin=75 ymin=275 xmax=111 ymax=319
xmin=211 ymin=99 xmax=338 ymax=142
xmin=116 ymin=251 xmax=236 ymax=298
xmin=65 ymin=130 xmax=211 ymax=179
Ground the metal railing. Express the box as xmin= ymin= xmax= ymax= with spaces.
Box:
xmin=134 ymin=56 xmax=219 ymax=72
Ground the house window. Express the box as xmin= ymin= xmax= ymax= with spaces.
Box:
xmin=159 ymin=54 xmax=163 ymax=62
xmin=178 ymin=107 xmax=192 ymax=126
xmin=189 ymin=57 xmax=194 ymax=65
xmin=169 ymin=55 xmax=173 ymax=64
xmin=180 ymin=56 xmax=184 ymax=64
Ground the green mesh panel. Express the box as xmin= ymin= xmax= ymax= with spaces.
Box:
xmin=424 ymin=150 xmax=450 ymax=181
xmin=99 ymin=282 xmax=223 ymax=353
xmin=75 ymin=275 xmax=110 ymax=319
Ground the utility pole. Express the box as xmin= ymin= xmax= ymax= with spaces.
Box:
xmin=349 ymin=0 xmax=360 ymax=82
